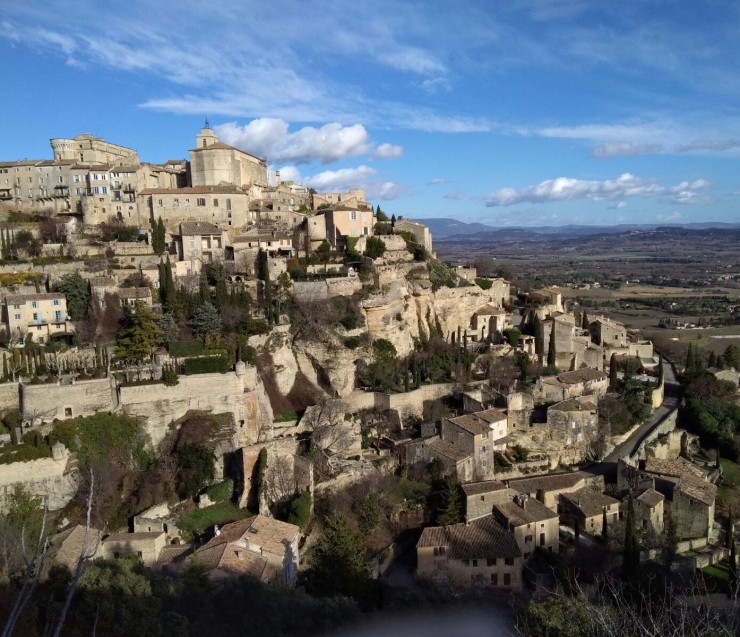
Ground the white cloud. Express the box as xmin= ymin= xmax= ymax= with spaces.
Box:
xmin=215 ymin=119 xmax=403 ymax=164
xmin=677 ymin=139 xmax=740 ymax=153
xmin=277 ymin=164 xmax=411 ymax=200
xmin=420 ymin=77 xmax=451 ymax=94
xmin=377 ymin=47 xmax=446 ymax=75
xmin=593 ymin=142 xmax=663 ymax=158
xmin=428 ymin=178 xmax=451 ymax=185
xmin=656 ymin=211 xmax=683 ymax=222
xmin=375 ymin=143 xmax=403 ymax=158
xmin=608 ymin=201 xmax=627 ymax=209
xmin=444 ymin=191 xmax=466 ymax=201
xmin=485 ymin=173 xmax=710 ymax=207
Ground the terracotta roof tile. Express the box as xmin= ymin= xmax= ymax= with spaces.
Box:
xmin=560 ymin=488 xmax=619 ymax=517
xmin=418 ymin=516 xmax=521 ymax=560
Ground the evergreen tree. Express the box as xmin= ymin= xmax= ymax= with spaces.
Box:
xmin=437 ymin=474 xmax=462 ymax=526
xmin=685 ymin=343 xmax=695 ymax=374
xmin=623 ymin=495 xmax=640 ymax=579
xmin=726 ymin=508 xmax=734 ymax=550
xmin=305 ymin=512 xmax=371 ymax=606
xmin=609 ymin=354 xmax=619 ymax=391
xmin=158 ymin=312 xmax=181 ymax=344
xmin=262 ymin=251 xmax=274 ymax=327
xmin=198 ymin=270 xmax=210 ymax=304
xmin=657 ymin=355 xmax=664 ymax=386
xmin=391 ymin=213 xmax=396 ymax=228
xmin=547 ymin=320 xmax=557 ymax=367
xmin=0 ymin=226 xmax=6 ymax=260
xmin=115 ymin=302 xmax=162 ymax=361
xmin=707 ymin=351 xmax=717 ymax=368
xmin=152 ymin=217 xmax=167 ymax=255
xmin=56 ymin=271 xmax=90 ymax=320
xmin=581 ymin=311 xmax=589 ymax=330
xmin=188 ymin=302 xmax=222 ymax=341
xmin=602 ymin=507 xmax=608 ymax=540
xmin=729 ymin=537 xmax=737 ymax=595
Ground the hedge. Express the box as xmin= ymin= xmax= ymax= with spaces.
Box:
xmin=183 ymin=355 xmax=231 ymax=375
xmin=169 ymin=341 xmax=204 ymax=357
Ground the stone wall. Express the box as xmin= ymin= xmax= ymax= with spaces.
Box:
xmin=0 ymin=450 xmax=76 ymax=511
xmin=293 ymin=276 xmax=361 ymax=302
xmin=343 ymin=382 xmax=456 ymax=421
xmin=632 ymin=409 xmax=678 ymax=460
xmin=21 ymin=378 xmax=117 ymax=423
xmin=0 ymin=382 xmax=20 ymax=412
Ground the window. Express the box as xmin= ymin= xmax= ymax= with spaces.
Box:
xmin=54 ymin=311 xmax=63 ymax=321
xmin=505 ymin=557 xmax=514 ymax=566
xmin=463 ymin=560 xmax=470 ymax=566
xmin=525 ymin=535 xmax=533 ymax=543
xmin=226 ymin=198 xmax=232 ymax=211
xmin=184 ymin=198 xmax=190 ymax=207
xmin=504 ymin=574 xmax=511 ymax=586
xmin=31 ymin=301 xmax=38 ymax=308
xmin=14 ymin=314 xmax=20 ymax=320
xmin=173 ymin=198 xmax=179 ymax=207
xmin=64 ymin=407 xmax=72 ymax=417
xmin=137 ymin=551 xmax=143 ymax=558
xmin=213 ymin=198 xmax=219 ymax=207
xmin=490 ymin=574 xmax=498 ymax=585
xmin=480 ymin=495 xmax=485 ymax=501
xmin=433 ymin=546 xmax=446 ymax=556
xmin=350 ymin=211 xmax=358 ymax=220
xmin=540 ymin=533 xmax=546 ymax=546
xmin=472 ymin=559 xmax=478 ymax=567
xmin=12 ymin=304 xmax=19 ymax=310
xmin=482 ymin=431 xmax=488 ymax=439
xmin=197 ymin=197 xmax=206 ymax=206
xmin=487 ymin=558 xmax=496 ymax=566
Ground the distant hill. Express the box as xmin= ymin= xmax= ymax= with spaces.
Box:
xmin=410 ymin=218 xmax=740 ymax=240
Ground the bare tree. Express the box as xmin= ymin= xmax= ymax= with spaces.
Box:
xmin=264 ymin=454 xmax=296 ymax=506
xmin=301 ymin=399 xmax=353 ymax=477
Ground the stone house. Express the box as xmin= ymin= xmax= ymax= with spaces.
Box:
xmin=3 ymin=292 xmax=74 ymax=346
xmin=469 ymin=304 xmax=509 ymax=341
xmin=589 ymin=317 xmax=628 ymax=348
xmin=118 ymin=287 xmax=153 ymax=309
xmin=177 ymin=221 xmax=230 ymax=265
xmin=52 ymin=525 xmax=105 ymax=571
xmin=189 ymin=515 xmax=300 ymax=584
xmin=492 ymin=492 xmax=560 ymax=557
xmin=133 ymin=502 xmax=181 ymax=543
xmin=461 ymin=480 xmax=509 ymax=522
xmin=323 ymin=205 xmax=375 ymax=248
xmin=394 ymin=218 xmax=434 ymax=254
xmin=635 ymin=488 xmax=664 ymax=534
xmin=140 ymin=185 xmax=253 ymax=230
xmin=100 ymin=531 xmax=167 ymax=566
xmin=441 ymin=408 xmax=508 ymax=481
xmin=546 ymin=398 xmax=598 ymax=454
xmin=416 ymin=515 xmax=523 ymax=590
xmin=558 ymin=488 xmax=620 ymax=536
xmin=528 ymin=288 xmax=564 ymax=318
xmin=312 ymin=188 xmax=367 ymax=209
xmin=422 ymin=437 xmax=475 ymax=483
xmin=506 ymin=471 xmax=593 ymax=511
xmin=533 ymin=368 xmax=609 ymax=405
xmin=673 ymin=477 xmax=717 ymax=540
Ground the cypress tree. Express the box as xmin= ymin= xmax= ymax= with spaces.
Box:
xmin=153 ymin=217 xmax=166 ymax=255
xmin=729 ymin=539 xmax=737 ymax=595
xmin=437 ymin=475 xmax=462 ymax=526
xmin=0 ymin=226 xmax=6 ymax=260
xmin=535 ymin=321 xmax=544 ymax=358
xmin=547 ymin=320 xmax=557 ymax=367
xmin=726 ymin=508 xmax=734 ymax=550
xmin=198 ymin=269 xmax=210 ymax=304
xmin=2 ymin=353 xmax=7 ymax=380
xmin=685 ymin=344 xmax=695 ymax=373
xmin=623 ymin=495 xmax=640 ymax=579
xmin=609 ymin=354 xmax=619 ymax=391
xmin=708 ymin=351 xmax=717 ymax=368
xmin=602 ymin=507 xmax=608 ymax=540
xmin=581 ymin=311 xmax=589 ymax=330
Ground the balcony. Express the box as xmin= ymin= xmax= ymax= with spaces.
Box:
xmin=122 ymin=183 xmax=135 ymax=191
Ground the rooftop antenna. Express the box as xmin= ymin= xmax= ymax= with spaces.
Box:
xmin=204 ymin=116 xmax=210 ymax=128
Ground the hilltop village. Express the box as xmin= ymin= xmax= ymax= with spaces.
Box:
xmin=0 ymin=129 xmax=736 ymax=633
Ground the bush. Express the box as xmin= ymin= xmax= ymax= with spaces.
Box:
xmin=503 ymin=328 xmax=521 ymax=347
xmin=287 ymin=489 xmax=312 ymax=530
xmin=162 ymin=364 xmax=179 ymax=386
xmin=475 ymin=277 xmax=493 ymax=290
xmin=344 ymin=336 xmax=365 ymax=349
xmin=205 ymin=479 xmax=234 ymax=503
xmin=274 ymin=411 xmax=299 ymax=423
xmin=512 ymin=445 xmax=529 ymax=462
xmin=363 ymin=237 xmax=386 ymax=260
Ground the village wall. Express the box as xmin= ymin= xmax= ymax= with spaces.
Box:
xmin=632 ymin=410 xmax=678 ymax=459
xmin=651 ymin=380 xmax=664 ymax=409
xmin=0 ymin=450 xmax=76 ymax=511
xmin=21 ymin=378 xmax=117 ymax=423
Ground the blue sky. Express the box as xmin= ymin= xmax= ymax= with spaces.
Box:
xmin=2 ymin=0 xmax=740 ymax=226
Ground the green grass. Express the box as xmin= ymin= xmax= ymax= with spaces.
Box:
xmin=178 ymin=501 xmax=248 ymax=538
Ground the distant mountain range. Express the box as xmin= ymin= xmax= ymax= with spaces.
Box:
xmin=410 ymin=218 xmax=740 ymax=240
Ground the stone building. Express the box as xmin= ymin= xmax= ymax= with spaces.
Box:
xmin=100 ymin=531 xmax=167 ymax=567
xmin=635 ymin=488 xmax=664 ymax=534
xmin=313 ymin=188 xmax=366 ymax=208
xmin=416 ymin=515 xmax=523 ymax=590
xmin=461 ymin=480 xmax=509 ymax=522
xmin=441 ymin=408 xmax=508 ymax=481
xmin=188 ymin=515 xmax=300 ymax=584
xmin=189 ymin=124 xmax=268 ymax=189
xmin=546 ymin=398 xmax=598 ymax=457
xmin=139 ymin=186 xmax=252 ymax=230
xmin=532 ymin=368 xmax=609 ymax=405
xmin=559 ymin=488 xmax=620 ymax=536
xmin=177 ymin=221 xmax=230 ymax=265
xmin=323 ymin=205 xmax=375 ymax=248
xmin=492 ymin=492 xmax=560 ymax=557
xmin=506 ymin=472 xmax=593 ymax=511
xmin=394 ymin=218 xmax=434 ymax=254
xmin=589 ymin=317 xmax=628 ymax=348
xmin=3 ymin=292 xmax=73 ymax=346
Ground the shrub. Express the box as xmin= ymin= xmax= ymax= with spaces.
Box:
xmin=512 ymin=445 xmax=529 ymax=462
xmin=274 ymin=411 xmax=298 ymax=423
xmin=205 ymin=479 xmax=234 ymax=503
xmin=162 ymin=364 xmax=179 ymax=386
xmin=475 ymin=277 xmax=493 ymax=290
xmin=363 ymin=237 xmax=386 ymax=260
xmin=287 ymin=489 xmax=312 ymax=530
